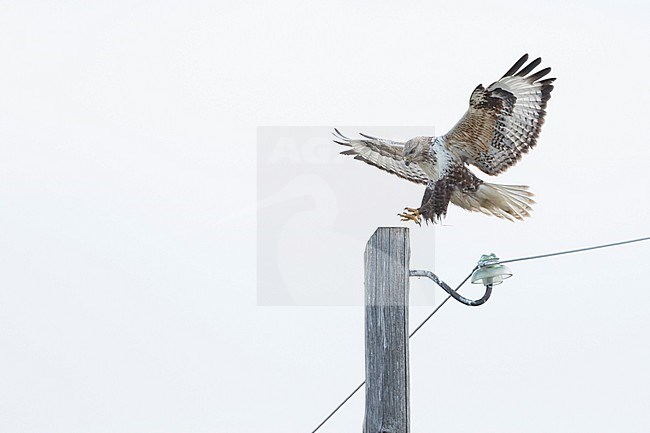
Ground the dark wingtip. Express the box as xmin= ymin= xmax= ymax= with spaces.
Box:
xmin=527 ymin=66 xmax=551 ymax=82
xmin=538 ymin=77 xmax=556 ymax=85
xmin=517 ymin=57 xmax=542 ymax=77
xmin=359 ymin=132 xmax=378 ymax=140
xmin=502 ymin=53 xmax=529 ymax=78
xmin=332 ymin=128 xmax=349 ymax=140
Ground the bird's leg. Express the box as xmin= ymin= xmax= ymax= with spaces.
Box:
xmin=398 ymin=207 xmax=422 ymax=226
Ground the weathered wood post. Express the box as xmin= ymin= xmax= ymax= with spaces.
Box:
xmin=363 ymin=227 xmax=410 ymax=433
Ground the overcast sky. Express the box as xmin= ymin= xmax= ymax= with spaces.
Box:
xmin=1 ymin=1 xmax=650 ymax=432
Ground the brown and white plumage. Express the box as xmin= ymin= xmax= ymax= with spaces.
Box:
xmin=445 ymin=55 xmax=554 ymax=175
xmin=333 ymin=130 xmax=430 ymax=185
xmin=335 ymin=54 xmax=555 ymax=224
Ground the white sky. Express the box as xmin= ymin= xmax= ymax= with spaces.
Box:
xmin=1 ymin=0 xmax=650 ymax=432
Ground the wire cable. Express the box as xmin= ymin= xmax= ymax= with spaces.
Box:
xmin=310 ymin=269 xmax=475 ymax=433
xmin=310 ymin=381 xmax=365 ymax=433
xmin=310 ymin=234 xmax=650 ymax=433
xmin=498 ymin=236 xmax=650 ymax=265
xmin=409 ymin=270 xmax=475 ymax=338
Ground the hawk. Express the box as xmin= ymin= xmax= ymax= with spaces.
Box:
xmin=334 ymin=54 xmax=555 ymax=225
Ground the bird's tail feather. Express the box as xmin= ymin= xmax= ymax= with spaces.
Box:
xmin=451 ymin=183 xmax=535 ymax=221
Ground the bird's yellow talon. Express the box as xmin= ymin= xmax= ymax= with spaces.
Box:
xmin=398 ymin=207 xmax=422 ymax=226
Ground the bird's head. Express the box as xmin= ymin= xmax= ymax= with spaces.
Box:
xmin=403 ymin=136 xmax=429 ymax=166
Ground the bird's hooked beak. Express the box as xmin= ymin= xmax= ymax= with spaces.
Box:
xmin=404 ymin=157 xmax=411 ymax=166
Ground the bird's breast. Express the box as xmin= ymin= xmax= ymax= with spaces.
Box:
xmin=417 ymin=161 xmax=440 ymax=180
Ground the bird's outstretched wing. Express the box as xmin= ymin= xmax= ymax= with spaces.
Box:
xmin=333 ymin=129 xmax=429 ymax=185
xmin=444 ymin=54 xmax=555 ymax=175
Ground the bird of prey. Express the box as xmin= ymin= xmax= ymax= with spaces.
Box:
xmin=334 ymin=54 xmax=555 ymax=225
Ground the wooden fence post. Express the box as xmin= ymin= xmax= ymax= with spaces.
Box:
xmin=363 ymin=227 xmax=410 ymax=433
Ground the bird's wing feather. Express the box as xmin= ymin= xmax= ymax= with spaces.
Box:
xmin=333 ymin=129 xmax=429 ymax=185
xmin=443 ymin=54 xmax=555 ymax=175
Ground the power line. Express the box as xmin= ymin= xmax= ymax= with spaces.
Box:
xmin=498 ymin=236 xmax=650 ymax=265
xmin=310 ymin=270 xmax=475 ymax=433
xmin=409 ymin=271 xmax=474 ymax=338
xmin=310 ymin=234 xmax=650 ymax=433
xmin=310 ymin=381 xmax=365 ymax=433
